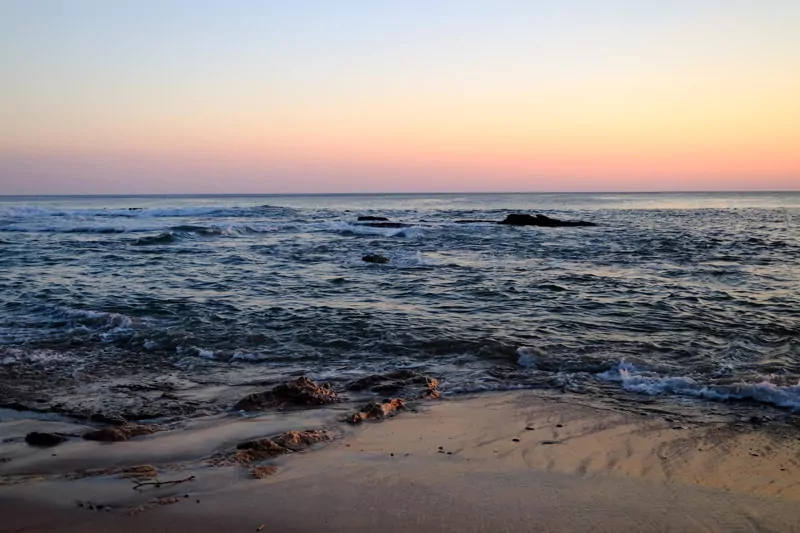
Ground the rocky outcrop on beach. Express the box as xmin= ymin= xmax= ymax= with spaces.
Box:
xmin=347 ymin=398 xmax=405 ymax=423
xmin=83 ymin=423 xmax=158 ymax=442
xmin=346 ymin=370 xmax=441 ymax=399
xmin=213 ymin=429 xmax=332 ymax=467
xmin=233 ymin=377 xmax=339 ymax=411
xmin=362 ymin=253 xmax=390 ymax=264
xmin=251 ymin=465 xmax=279 ymax=478
xmin=499 ymin=213 xmax=597 ymax=227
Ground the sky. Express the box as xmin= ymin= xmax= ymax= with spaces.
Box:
xmin=1 ymin=1 xmax=799 ymax=194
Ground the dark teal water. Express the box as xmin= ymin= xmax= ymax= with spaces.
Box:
xmin=1 ymin=192 xmax=799 ymax=412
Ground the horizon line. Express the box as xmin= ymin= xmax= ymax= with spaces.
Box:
xmin=1 ymin=190 xmax=799 ymax=198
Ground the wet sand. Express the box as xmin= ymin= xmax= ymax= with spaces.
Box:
xmin=3 ymin=390 xmax=800 ymax=532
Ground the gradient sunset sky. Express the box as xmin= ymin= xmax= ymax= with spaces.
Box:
xmin=1 ymin=1 xmax=799 ymax=194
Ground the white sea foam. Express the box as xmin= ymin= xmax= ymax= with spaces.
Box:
xmin=142 ymin=339 xmax=160 ymax=351
xmin=0 ymin=347 xmax=80 ymax=366
xmin=325 ymin=221 xmax=423 ymax=238
xmin=175 ymin=345 xmax=217 ymax=359
xmin=230 ymin=352 xmax=269 ymax=362
xmin=597 ymin=360 xmax=800 ymax=410
xmin=56 ymin=307 xmax=133 ymax=330
xmin=197 ymin=348 xmax=215 ymax=359
xmin=516 ymin=346 xmax=541 ymax=368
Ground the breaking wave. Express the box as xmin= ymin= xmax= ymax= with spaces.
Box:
xmin=597 ymin=361 xmax=800 ymax=410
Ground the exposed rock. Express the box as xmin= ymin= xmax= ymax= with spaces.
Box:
xmin=234 ymin=377 xmax=339 ymax=411
xmin=347 ymin=398 xmax=405 ymax=424
xmin=236 ymin=438 xmax=286 ymax=460
xmin=83 ymin=424 xmax=157 ymax=442
xmin=25 ymin=432 xmax=68 ymax=447
xmin=251 ymin=465 xmax=278 ymax=479
xmin=499 ymin=213 xmax=596 ymax=227
xmin=346 ymin=370 xmax=440 ymax=399
xmin=237 ymin=429 xmax=331 ymax=457
xmin=272 ymin=429 xmax=332 ymax=451
xmin=219 ymin=430 xmax=332 ymax=466
xmin=362 ymin=254 xmax=390 ymax=264
xmin=357 ymin=216 xmax=390 ymax=222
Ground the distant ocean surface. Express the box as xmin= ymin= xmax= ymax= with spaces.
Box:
xmin=1 ymin=192 xmax=799 ymax=415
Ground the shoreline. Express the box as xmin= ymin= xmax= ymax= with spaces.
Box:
xmin=4 ymin=389 xmax=800 ymax=532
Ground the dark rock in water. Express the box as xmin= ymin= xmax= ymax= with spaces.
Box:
xmin=499 ymin=214 xmax=596 ymax=227
xmin=748 ymin=415 xmax=771 ymax=426
xmin=25 ymin=431 xmax=68 ymax=447
xmin=83 ymin=424 xmax=157 ymax=442
xmin=357 ymin=216 xmax=390 ymax=221
xmin=234 ymin=377 xmax=339 ymax=411
xmin=357 ymin=222 xmax=409 ymax=228
xmin=346 ymin=370 xmax=440 ymax=399
xmin=362 ymin=254 xmax=390 ymax=264
xmin=347 ymin=398 xmax=405 ymax=424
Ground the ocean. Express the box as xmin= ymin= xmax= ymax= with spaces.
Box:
xmin=1 ymin=192 xmax=799 ymax=419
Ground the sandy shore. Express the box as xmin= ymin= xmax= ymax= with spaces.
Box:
xmin=3 ymin=390 xmax=800 ymax=532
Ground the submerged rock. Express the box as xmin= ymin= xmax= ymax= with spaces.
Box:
xmin=499 ymin=214 xmax=596 ymax=227
xmin=357 ymin=216 xmax=390 ymax=222
xmin=83 ymin=424 xmax=157 ymax=442
xmin=362 ymin=254 xmax=390 ymax=264
xmin=25 ymin=431 xmax=68 ymax=447
xmin=234 ymin=377 xmax=339 ymax=411
xmin=347 ymin=398 xmax=405 ymax=424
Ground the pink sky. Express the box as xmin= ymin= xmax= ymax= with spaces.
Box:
xmin=1 ymin=2 xmax=798 ymax=194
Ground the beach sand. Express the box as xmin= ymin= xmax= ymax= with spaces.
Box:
xmin=3 ymin=390 xmax=800 ymax=532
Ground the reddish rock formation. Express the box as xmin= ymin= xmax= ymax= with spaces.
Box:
xmin=251 ymin=465 xmax=279 ymax=479
xmin=347 ymin=398 xmax=405 ymax=424
xmin=222 ymin=429 xmax=333 ymax=465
